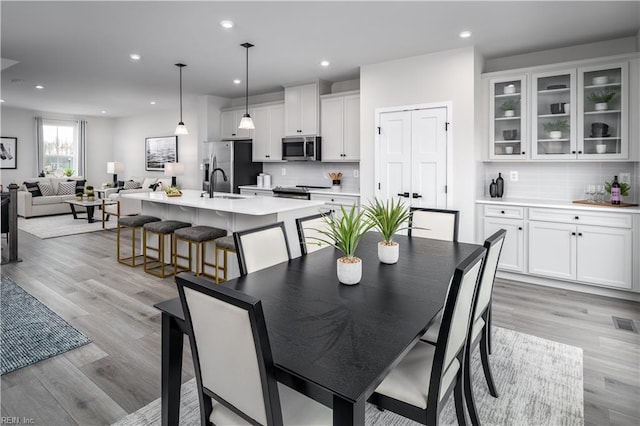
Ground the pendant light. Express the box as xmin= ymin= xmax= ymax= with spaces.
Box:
xmin=174 ymin=63 xmax=188 ymax=135
xmin=238 ymin=43 xmax=255 ymax=130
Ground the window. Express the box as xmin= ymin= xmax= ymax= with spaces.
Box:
xmin=42 ymin=119 xmax=79 ymax=175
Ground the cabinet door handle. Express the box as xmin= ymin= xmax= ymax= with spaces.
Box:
xmin=522 ymin=151 xmax=525 ymax=155
xmin=574 ymin=216 xmax=579 ymax=220
xmin=501 ymin=210 xmax=505 ymax=214
xmin=578 ymin=151 xmax=583 ymax=154
xmin=518 ymin=226 xmax=523 ymax=231
xmin=578 ymin=232 xmax=583 ymax=236
xmin=572 ymin=151 xmax=576 ymax=154
xmin=232 ymin=133 xmax=236 ymax=136
xmin=397 ymin=192 xmax=410 ymax=198
xmin=572 ymin=232 xmax=576 ymax=236
xmin=412 ymin=193 xmax=422 ymax=199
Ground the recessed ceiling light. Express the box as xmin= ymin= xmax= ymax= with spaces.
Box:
xmin=150 ymin=101 xmax=156 ymax=105
xmin=233 ymin=79 xmax=241 ymax=84
xmin=35 ymin=85 xmax=44 ymax=89
xmin=129 ymin=53 xmax=141 ymax=61
xmin=0 ymin=99 xmax=5 ymax=103
xmin=320 ymin=60 xmax=330 ymax=67
xmin=220 ymin=20 xmax=234 ymax=29
xmin=101 ymin=110 xmax=107 ymax=114
xmin=459 ymin=30 xmax=472 ymax=39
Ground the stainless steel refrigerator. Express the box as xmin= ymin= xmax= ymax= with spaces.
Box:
xmin=203 ymin=140 xmax=262 ymax=193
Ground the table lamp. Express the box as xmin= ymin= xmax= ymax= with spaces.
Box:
xmin=107 ymin=162 xmax=124 ymax=186
xmin=164 ymin=162 xmax=184 ymax=187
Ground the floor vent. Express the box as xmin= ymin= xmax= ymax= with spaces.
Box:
xmin=612 ymin=316 xmax=637 ymax=333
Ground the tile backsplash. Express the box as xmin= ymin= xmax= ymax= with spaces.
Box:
xmin=262 ymin=162 xmax=360 ymax=192
xmin=483 ymin=162 xmax=637 ymax=202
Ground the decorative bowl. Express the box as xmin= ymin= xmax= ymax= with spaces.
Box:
xmin=503 ymin=129 xmax=518 ymax=140
xmin=592 ymin=76 xmax=608 ymax=85
xmin=503 ymin=84 xmax=516 ymax=94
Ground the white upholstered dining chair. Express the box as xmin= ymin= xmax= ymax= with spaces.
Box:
xmin=175 ymin=273 xmax=332 ymax=425
xmin=234 ymin=222 xmax=291 ymax=276
xmin=409 ymin=208 xmax=460 ymax=242
xmin=295 ymin=212 xmax=332 ymax=256
xmin=368 ymin=246 xmax=486 ymax=425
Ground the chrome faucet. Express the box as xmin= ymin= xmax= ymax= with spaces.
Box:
xmin=209 ymin=168 xmax=228 ymax=198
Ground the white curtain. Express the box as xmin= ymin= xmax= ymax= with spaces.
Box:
xmin=34 ymin=116 xmax=44 ymax=175
xmin=34 ymin=117 xmax=87 ymax=177
xmin=78 ymin=120 xmax=87 ymax=177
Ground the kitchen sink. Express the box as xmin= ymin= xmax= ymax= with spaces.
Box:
xmin=213 ymin=195 xmax=245 ymax=200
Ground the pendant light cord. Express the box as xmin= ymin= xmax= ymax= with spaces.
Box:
xmin=245 ymin=45 xmax=249 ymax=115
xmin=179 ymin=65 xmax=183 ymax=122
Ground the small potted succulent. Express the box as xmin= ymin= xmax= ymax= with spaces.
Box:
xmin=63 ymin=167 xmax=74 ymax=177
xmin=75 ymin=192 xmax=84 ymax=201
xmin=587 ymin=89 xmax=616 ymax=111
xmin=543 ymin=120 xmax=569 ymax=139
xmin=85 ymin=185 xmax=95 ymax=201
xmin=500 ymin=99 xmax=518 ymax=117
xmin=308 ymin=205 xmax=374 ymax=285
xmin=363 ymin=198 xmax=411 ymax=264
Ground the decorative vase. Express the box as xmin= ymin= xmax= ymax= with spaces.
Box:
xmin=549 ymin=131 xmax=562 ymax=139
xmin=337 ymin=257 xmax=362 ymax=285
xmin=504 ymin=110 xmax=515 ymax=117
xmin=496 ymin=173 xmax=504 ymax=198
xmin=332 ymin=179 xmax=341 ymax=191
xmin=595 ymin=102 xmax=608 ymax=111
xmin=489 ymin=179 xmax=497 ymax=198
xmin=378 ymin=241 xmax=399 ymax=264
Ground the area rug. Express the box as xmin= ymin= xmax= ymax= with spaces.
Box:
xmin=112 ymin=327 xmax=583 ymax=426
xmin=18 ymin=213 xmax=116 ymax=239
xmin=0 ymin=276 xmax=92 ymax=375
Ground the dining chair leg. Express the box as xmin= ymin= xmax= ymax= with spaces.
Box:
xmin=454 ymin=373 xmax=468 ymax=426
xmin=480 ymin=329 xmax=499 ymax=398
xmin=464 ymin=344 xmax=482 ymax=426
xmin=487 ymin=304 xmax=493 ymax=355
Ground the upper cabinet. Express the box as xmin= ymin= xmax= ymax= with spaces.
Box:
xmin=252 ymin=103 xmax=284 ymax=162
xmin=321 ymin=91 xmax=360 ymax=161
xmin=221 ymin=108 xmax=253 ymax=140
xmin=489 ymin=76 xmax=527 ymax=160
xmin=284 ymin=81 xmax=330 ymax=136
xmin=484 ymin=56 xmax=634 ymax=162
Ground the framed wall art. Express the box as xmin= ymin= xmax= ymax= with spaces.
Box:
xmin=0 ymin=137 xmax=17 ymax=169
xmin=145 ymin=136 xmax=177 ymax=171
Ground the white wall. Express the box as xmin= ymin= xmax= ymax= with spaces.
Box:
xmin=112 ymin=95 xmax=199 ymax=189
xmin=0 ymin=106 xmax=113 ymax=187
xmin=360 ymin=47 xmax=480 ymax=243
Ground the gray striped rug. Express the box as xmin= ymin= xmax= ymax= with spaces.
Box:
xmin=0 ymin=276 xmax=92 ymax=375
xmin=113 ymin=327 xmax=583 ymax=425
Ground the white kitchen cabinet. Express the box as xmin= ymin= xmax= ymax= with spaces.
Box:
xmin=576 ymin=226 xmax=632 ymax=288
xmin=240 ymin=188 xmax=273 ymax=197
xmin=252 ymin=103 xmax=284 ymax=162
xmin=321 ymin=91 xmax=360 ymax=161
xmin=528 ymin=221 xmax=576 ymax=280
xmin=488 ymin=75 xmax=528 ymax=160
xmin=221 ymin=108 xmax=253 ymax=140
xmin=310 ymin=193 xmax=359 ymax=217
xmin=483 ymin=216 xmax=525 ymax=273
xmin=284 ymin=82 xmax=330 ymax=136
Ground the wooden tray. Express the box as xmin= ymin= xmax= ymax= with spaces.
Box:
xmin=572 ymin=200 xmax=638 ymax=207
xmin=166 ymin=192 xmax=182 ymax=197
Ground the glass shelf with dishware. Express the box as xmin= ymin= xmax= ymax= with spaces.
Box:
xmin=538 ymin=113 xmax=569 ymax=119
xmin=584 ymin=109 xmax=621 ymax=115
xmin=489 ymin=75 xmax=527 ymax=160
xmin=494 ymin=116 xmax=521 ymax=121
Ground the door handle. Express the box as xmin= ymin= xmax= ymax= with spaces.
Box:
xmin=397 ymin=192 xmax=410 ymax=198
xmin=412 ymin=193 xmax=422 ymax=199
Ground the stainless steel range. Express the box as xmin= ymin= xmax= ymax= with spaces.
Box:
xmin=272 ymin=185 xmax=331 ymax=200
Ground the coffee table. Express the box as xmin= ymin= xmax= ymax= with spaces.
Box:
xmin=64 ymin=199 xmax=116 ymax=224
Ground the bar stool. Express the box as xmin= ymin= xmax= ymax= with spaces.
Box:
xmin=117 ymin=215 xmax=161 ymax=267
xmin=143 ymin=220 xmax=191 ymax=278
xmin=213 ymin=235 xmax=236 ymax=283
xmin=173 ymin=225 xmax=227 ymax=279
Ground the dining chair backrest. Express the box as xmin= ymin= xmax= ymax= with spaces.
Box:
xmin=430 ymin=247 xmax=485 ymax=398
xmin=176 ymin=273 xmax=282 ymax=425
xmin=234 ymin=222 xmax=291 ymax=276
xmin=295 ymin=212 xmax=332 ymax=256
xmin=409 ymin=208 xmax=459 ymax=242
xmin=473 ymin=229 xmax=506 ymax=321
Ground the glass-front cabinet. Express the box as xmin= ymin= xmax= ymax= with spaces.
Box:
xmin=531 ymin=69 xmax=576 ymax=159
xmin=578 ymin=63 xmax=628 ymax=159
xmin=489 ymin=76 xmax=527 ymax=160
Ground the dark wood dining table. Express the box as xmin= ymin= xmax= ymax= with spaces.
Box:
xmin=154 ymin=232 xmax=482 ymax=425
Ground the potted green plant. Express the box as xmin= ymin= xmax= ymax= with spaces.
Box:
xmin=363 ymin=198 xmax=411 ymax=264
xmin=75 ymin=192 xmax=84 ymax=201
xmin=85 ymin=185 xmax=95 ymax=201
xmin=308 ymin=205 xmax=374 ymax=285
xmin=63 ymin=167 xmax=74 ymax=177
xmin=587 ymin=89 xmax=616 ymax=111
xmin=543 ymin=120 xmax=569 ymax=139
xmin=500 ymin=99 xmax=518 ymax=117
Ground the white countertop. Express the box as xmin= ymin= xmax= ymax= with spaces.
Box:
xmin=122 ymin=189 xmax=326 ymax=216
xmin=476 ymin=197 xmax=640 ymax=214
xmin=238 ymin=185 xmax=361 ymax=197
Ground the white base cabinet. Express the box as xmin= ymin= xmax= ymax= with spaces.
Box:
xmin=484 ymin=217 xmax=525 ymax=273
xmin=310 ymin=193 xmax=359 ymax=217
xmin=240 ymin=188 xmax=274 ymax=197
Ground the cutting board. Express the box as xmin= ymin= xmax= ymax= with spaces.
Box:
xmin=572 ymin=200 xmax=638 ymax=207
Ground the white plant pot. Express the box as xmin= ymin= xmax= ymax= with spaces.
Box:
xmin=504 ymin=110 xmax=515 ymax=117
xmin=337 ymin=257 xmax=362 ymax=285
xmin=378 ymin=241 xmax=399 ymax=264
xmin=596 ymin=144 xmax=607 ymax=154
xmin=549 ymin=131 xmax=562 ymax=140
xmin=595 ymin=102 xmax=608 ymax=111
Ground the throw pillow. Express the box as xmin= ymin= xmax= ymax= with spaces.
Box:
xmin=24 ymin=181 xmax=42 ymax=197
xmin=123 ymin=180 xmax=142 ymax=190
xmin=37 ymin=182 xmax=55 ymax=196
xmin=58 ymin=181 xmax=77 ymax=195
xmin=141 ymin=178 xmax=157 ymax=189
xmin=71 ymin=179 xmax=86 ymax=193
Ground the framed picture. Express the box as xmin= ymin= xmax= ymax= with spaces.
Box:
xmin=145 ymin=136 xmax=178 ymax=171
xmin=0 ymin=137 xmax=17 ymax=169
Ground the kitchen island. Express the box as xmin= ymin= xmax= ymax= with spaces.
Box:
xmin=121 ymin=189 xmax=326 ymax=265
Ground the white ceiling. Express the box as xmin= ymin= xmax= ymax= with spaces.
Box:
xmin=2 ymin=1 xmax=639 ymax=118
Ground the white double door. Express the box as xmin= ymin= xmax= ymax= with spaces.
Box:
xmin=377 ymin=106 xmax=448 ymax=208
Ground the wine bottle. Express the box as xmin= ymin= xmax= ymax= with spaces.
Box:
xmin=496 ymin=173 xmax=504 ymax=198
xmin=489 ymin=179 xmax=497 ymax=198
xmin=611 ymin=176 xmax=621 ymax=205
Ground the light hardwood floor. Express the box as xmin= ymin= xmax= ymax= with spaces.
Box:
xmin=1 ymin=228 xmax=639 ymax=425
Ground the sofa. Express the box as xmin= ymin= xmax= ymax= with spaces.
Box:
xmin=18 ymin=177 xmax=87 ymax=218
xmin=102 ymin=176 xmax=173 ymax=220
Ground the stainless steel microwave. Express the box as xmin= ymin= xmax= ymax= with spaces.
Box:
xmin=282 ymin=136 xmax=321 ymax=161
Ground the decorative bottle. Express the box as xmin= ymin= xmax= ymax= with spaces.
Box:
xmin=496 ymin=173 xmax=504 ymax=198
xmin=611 ymin=176 xmax=621 ymax=205
xmin=489 ymin=179 xmax=497 ymax=198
